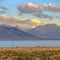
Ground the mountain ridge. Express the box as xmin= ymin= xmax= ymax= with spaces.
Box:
xmin=27 ymin=24 xmax=60 ymax=40
xmin=0 ymin=25 xmax=36 ymax=40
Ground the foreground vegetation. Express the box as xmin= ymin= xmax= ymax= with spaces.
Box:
xmin=0 ymin=47 xmax=60 ymax=60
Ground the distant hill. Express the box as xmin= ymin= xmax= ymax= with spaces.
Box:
xmin=0 ymin=25 xmax=35 ymax=40
xmin=27 ymin=24 xmax=60 ymax=40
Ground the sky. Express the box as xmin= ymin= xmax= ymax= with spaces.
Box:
xmin=0 ymin=0 xmax=60 ymax=30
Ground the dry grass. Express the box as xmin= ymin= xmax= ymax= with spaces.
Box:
xmin=0 ymin=46 xmax=60 ymax=52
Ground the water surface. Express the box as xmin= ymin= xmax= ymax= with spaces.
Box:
xmin=0 ymin=40 xmax=60 ymax=47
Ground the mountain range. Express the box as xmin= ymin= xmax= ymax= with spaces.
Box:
xmin=27 ymin=24 xmax=60 ymax=40
xmin=0 ymin=25 xmax=35 ymax=40
xmin=0 ymin=24 xmax=60 ymax=40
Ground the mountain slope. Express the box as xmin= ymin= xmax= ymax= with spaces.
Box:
xmin=27 ymin=24 xmax=60 ymax=40
xmin=0 ymin=25 xmax=35 ymax=40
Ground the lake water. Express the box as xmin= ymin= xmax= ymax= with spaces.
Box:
xmin=0 ymin=40 xmax=60 ymax=47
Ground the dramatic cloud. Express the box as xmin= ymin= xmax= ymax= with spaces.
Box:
xmin=0 ymin=15 xmax=47 ymax=30
xmin=43 ymin=4 xmax=60 ymax=12
xmin=17 ymin=3 xmax=42 ymax=14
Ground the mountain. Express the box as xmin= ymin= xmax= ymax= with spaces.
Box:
xmin=0 ymin=25 xmax=36 ymax=40
xmin=0 ymin=24 xmax=60 ymax=40
xmin=27 ymin=24 xmax=60 ymax=40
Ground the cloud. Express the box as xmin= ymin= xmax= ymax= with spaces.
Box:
xmin=0 ymin=11 xmax=6 ymax=14
xmin=33 ymin=13 xmax=54 ymax=20
xmin=0 ymin=5 xmax=8 ymax=14
xmin=17 ymin=3 xmax=60 ymax=20
xmin=0 ymin=15 xmax=26 ymax=21
xmin=0 ymin=15 xmax=48 ymax=30
xmin=17 ymin=3 xmax=42 ymax=14
xmin=56 ymin=16 xmax=60 ymax=19
xmin=30 ymin=19 xmax=41 ymax=25
xmin=0 ymin=5 xmax=8 ymax=10
xmin=43 ymin=4 xmax=60 ymax=12
xmin=17 ymin=3 xmax=60 ymax=14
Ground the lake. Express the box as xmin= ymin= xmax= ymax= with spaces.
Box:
xmin=0 ymin=40 xmax=60 ymax=47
